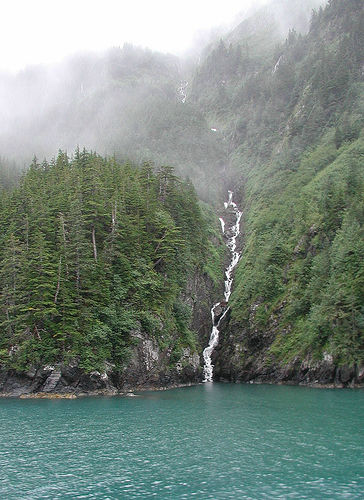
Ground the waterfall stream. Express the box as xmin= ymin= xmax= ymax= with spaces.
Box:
xmin=178 ymin=81 xmax=188 ymax=103
xmin=203 ymin=191 xmax=243 ymax=382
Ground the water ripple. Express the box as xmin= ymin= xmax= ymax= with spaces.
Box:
xmin=0 ymin=384 xmax=363 ymax=499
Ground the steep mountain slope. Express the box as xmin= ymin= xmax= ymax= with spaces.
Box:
xmin=0 ymin=2 xmax=324 ymax=203
xmin=0 ymin=0 xmax=363 ymax=393
xmin=193 ymin=0 xmax=364 ymax=385
xmin=227 ymin=0 xmax=325 ymax=56
xmin=0 ymin=46 xmax=225 ymax=201
xmin=190 ymin=0 xmax=326 ymax=122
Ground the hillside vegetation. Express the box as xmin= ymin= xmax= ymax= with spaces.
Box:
xmin=0 ymin=151 xmax=220 ymax=374
xmin=0 ymin=0 xmax=363 ymax=387
xmin=190 ymin=0 xmax=363 ymax=376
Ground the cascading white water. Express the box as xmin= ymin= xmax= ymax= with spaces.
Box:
xmin=203 ymin=191 xmax=243 ymax=382
xmin=178 ymin=81 xmax=188 ymax=103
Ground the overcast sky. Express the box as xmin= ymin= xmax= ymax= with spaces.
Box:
xmin=1 ymin=0 xmax=270 ymax=73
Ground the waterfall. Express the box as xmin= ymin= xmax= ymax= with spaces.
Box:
xmin=272 ymin=54 xmax=283 ymax=74
xmin=178 ymin=81 xmax=188 ymax=103
xmin=203 ymin=191 xmax=243 ymax=382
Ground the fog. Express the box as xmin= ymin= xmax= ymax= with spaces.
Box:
xmin=2 ymin=0 xmax=271 ymax=73
xmin=0 ymin=0 xmax=327 ymax=192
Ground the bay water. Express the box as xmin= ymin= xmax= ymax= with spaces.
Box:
xmin=0 ymin=383 xmax=363 ymax=499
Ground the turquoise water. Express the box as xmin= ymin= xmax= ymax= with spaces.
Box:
xmin=0 ymin=384 xmax=363 ymax=499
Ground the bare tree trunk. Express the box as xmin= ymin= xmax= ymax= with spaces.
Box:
xmin=54 ymin=255 xmax=62 ymax=304
xmin=154 ymin=231 xmax=167 ymax=254
xmin=92 ymin=226 xmax=97 ymax=262
xmin=34 ymin=325 xmax=41 ymax=340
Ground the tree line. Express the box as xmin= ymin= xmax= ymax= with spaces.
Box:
xmin=0 ymin=150 xmax=211 ymax=372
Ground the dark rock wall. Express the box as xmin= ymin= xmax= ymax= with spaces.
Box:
xmin=214 ymin=314 xmax=364 ymax=388
xmin=0 ymin=270 xmax=217 ymax=396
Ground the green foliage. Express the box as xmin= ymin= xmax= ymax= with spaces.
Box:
xmin=0 ymin=151 xmax=209 ymax=371
xmin=191 ymin=0 xmax=364 ymax=368
xmin=200 ymin=202 xmax=226 ymax=288
xmin=231 ymin=135 xmax=364 ymax=366
xmin=1 ymin=0 xmax=362 ymax=377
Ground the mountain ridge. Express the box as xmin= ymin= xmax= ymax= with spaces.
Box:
xmin=0 ymin=0 xmax=363 ymax=393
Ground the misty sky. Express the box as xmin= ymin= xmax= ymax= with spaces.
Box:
xmin=1 ymin=0 xmax=270 ymax=73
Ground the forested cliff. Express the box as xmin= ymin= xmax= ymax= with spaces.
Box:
xmin=203 ymin=0 xmax=364 ymax=385
xmin=0 ymin=0 xmax=363 ymax=393
xmin=0 ymin=153 xmax=224 ymax=393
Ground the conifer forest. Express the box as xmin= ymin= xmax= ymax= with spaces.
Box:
xmin=0 ymin=0 xmax=363 ymax=391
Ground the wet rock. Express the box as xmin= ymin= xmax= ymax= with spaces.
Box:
xmin=60 ymin=362 xmax=83 ymax=385
xmin=175 ymin=348 xmax=200 ymax=382
xmin=0 ymin=369 xmax=34 ymax=396
xmin=142 ymin=339 xmax=160 ymax=371
xmin=25 ymin=366 xmax=37 ymax=378
xmin=214 ymin=309 xmax=361 ymax=387
xmin=337 ymin=365 xmax=355 ymax=385
xmin=43 ymin=368 xmax=62 ymax=392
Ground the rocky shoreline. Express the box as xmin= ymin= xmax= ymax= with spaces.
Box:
xmin=1 ymin=365 xmax=363 ymax=399
xmin=0 ymin=358 xmax=202 ymax=398
xmin=0 ymin=371 xmax=201 ymax=398
xmin=0 ymin=382 xmax=199 ymax=399
xmin=214 ymin=328 xmax=364 ymax=389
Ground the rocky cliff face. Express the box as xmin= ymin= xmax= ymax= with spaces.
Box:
xmin=213 ymin=307 xmax=364 ymax=388
xmin=0 ymin=336 xmax=202 ymax=397
xmin=0 ymin=269 xmax=218 ymax=397
xmin=204 ymin=195 xmax=363 ymax=389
